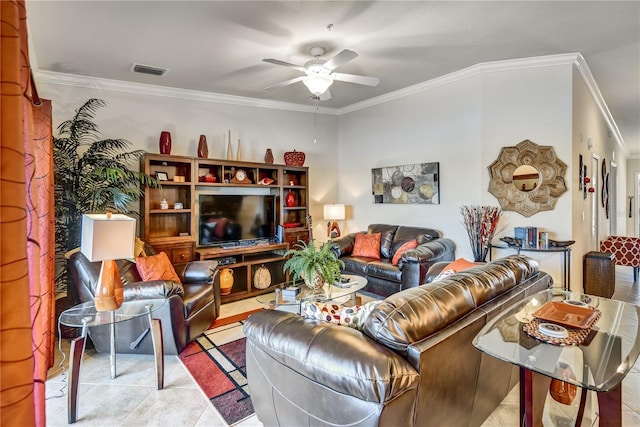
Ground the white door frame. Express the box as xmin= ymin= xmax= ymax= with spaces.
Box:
xmin=591 ymin=154 xmax=600 ymax=249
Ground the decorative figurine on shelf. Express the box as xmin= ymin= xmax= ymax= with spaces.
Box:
xmin=226 ymin=130 xmax=233 ymax=160
xmin=197 ymin=134 xmax=208 ymax=158
xmin=159 ymin=131 xmax=172 ymax=154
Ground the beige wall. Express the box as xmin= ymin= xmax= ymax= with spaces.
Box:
xmin=571 ymin=68 xmax=628 ymax=290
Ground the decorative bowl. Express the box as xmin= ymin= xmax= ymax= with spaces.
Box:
xmin=284 ymin=150 xmax=305 ymax=166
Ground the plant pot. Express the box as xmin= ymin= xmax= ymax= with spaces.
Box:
xmin=303 ymin=270 xmax=325 ymax=290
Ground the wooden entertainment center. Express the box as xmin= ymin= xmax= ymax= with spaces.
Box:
xmin=142 ymin=154 xmax=309 ymax=302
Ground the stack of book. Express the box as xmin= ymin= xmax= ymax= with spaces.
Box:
xmin=514 ymin=227 xmax=549 ymax=249
xmin=281 ymin=286 xmax=300 ymax=300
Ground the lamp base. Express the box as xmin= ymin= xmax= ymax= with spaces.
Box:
xmin=94 ymin=259 xmax=124 ymax=312
xmin=327 ymin=221 xmax=341 ymax=239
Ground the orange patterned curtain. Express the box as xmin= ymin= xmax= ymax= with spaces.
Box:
xmin=1 ymin=1 xmax=55 ymax=426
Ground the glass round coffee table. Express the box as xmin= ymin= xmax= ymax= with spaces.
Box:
xmin=59 ymin=299 xmax=166 ymax=423
xmin=256 ymin=274 xmax=367 ymax=313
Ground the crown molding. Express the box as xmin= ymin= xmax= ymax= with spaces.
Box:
xmin=33 ymin=70 xmax=338 ymax=115
xmin=572 ymin=54 xmax=628 ymax=158
xmin=336 ymin=53 xmax=581 ymax=114
xmin=35 ymin=53 xmax=628 ymax=156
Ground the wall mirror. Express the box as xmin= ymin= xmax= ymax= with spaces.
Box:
xmin=488 ymin=139 xmax=567 ymax=217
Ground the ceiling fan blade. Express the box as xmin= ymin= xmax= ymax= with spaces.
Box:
xmin=323 ymin=49 xmax=358 ymax=70
xmin=262 ymin=58 xmax=306 ymax=72
xmin=264 ymin=76 xmax=304 ymax=90
xmin=332 ymin=72 xmax=380 ymax=86
xmin=319 ymin=89 xmax=332 ymax=101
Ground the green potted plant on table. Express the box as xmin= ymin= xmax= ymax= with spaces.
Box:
xmin=283 ymin=240 xmax=344 ymax=290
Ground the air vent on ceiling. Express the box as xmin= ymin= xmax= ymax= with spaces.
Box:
xmin=130 ymin=63 xmax=169 ymax=76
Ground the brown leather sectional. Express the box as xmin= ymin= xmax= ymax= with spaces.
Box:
xmin=244 ymin=255 xmax=552 ymax=427
xmin=331 ymin=224 xmax=456 ymax=297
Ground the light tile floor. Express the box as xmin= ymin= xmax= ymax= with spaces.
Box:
xmin=47 ymin=268 xmax=640 ymax=426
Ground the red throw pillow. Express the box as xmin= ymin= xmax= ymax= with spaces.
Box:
xmin=352 ymin=232 xmax=382 ymax=259
xmin=392 ymin=239 xmax=419 ymax=265
xmin=135 ymin=252 xmax=182 ymax=284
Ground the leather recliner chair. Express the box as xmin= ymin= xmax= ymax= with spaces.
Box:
xmin=67 ymin=244 xmax=220 ymax=355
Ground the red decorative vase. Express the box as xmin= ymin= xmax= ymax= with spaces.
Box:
xmin=284 ymin=149 xmax=305 ymax=166
xmin=197 ymin=135 xmax=208 ymax=158
xmin=159 ymin=131 xmax=172 ymax=155
xmin=285 ymin=190 xmax=296 ymax=207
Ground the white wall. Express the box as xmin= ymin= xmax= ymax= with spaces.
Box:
xmin=339 ymin=64 xmax=575 ymax=285
xmin=37 ymin=81 xmax=340 ymax=239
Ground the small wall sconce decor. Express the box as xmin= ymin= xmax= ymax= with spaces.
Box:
xmin=488 ymin=139 xmax=568 ymax=217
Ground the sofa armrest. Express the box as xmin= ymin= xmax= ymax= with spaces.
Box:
xmin=122 ymin=279 xmax=184 ymax=300
xmin=398 ymin=238 xmax=455 ymax=268
xmin=173 ymin=260 xmax=218 ymax=284
xmin=330 ymin=233 xmax=358 ymax=257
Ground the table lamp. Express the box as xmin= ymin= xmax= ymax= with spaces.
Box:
xmin=323 ymin=204 xmax=345 ymax=239
xmin=81 ymin=213 xmax=136 ymax=312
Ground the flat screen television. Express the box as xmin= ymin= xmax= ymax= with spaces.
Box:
xmin=197 ymin=194 xmax=277 ymax=247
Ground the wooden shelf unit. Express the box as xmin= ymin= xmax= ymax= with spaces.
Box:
xmin=196 ymin=243 xmax=289 ymax=303
xmin=142 ymin=154 xmax=309 ymax=281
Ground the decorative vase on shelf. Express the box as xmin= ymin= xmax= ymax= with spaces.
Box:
xmin=285 ymin=190 xmax=296 ymax=207
xmin=197 ymin=135 xmax=208 ymax=158
xmin=264 ymin=148 xmax=274 ymax=164
xmin=226 ymin=130 xmax=233 ymax=160
xmin=159 ymin=131 xmax=172 ymax=155
xmin=220 ymin=268 xmax=234 ymax=295
xmin=284 ymin=149 xmax=305 ymax=166
xmin=236 ymin=139 xmax=242 ymax=161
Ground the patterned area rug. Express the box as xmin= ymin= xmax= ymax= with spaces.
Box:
xmin=178 ymin=309 xmax=262 ymax=426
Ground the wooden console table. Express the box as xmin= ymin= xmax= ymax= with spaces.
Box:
xmin=489 ymin=244 xmax=571 ymax=291
xmin=195 ymin=243 xmax=290 ymax=303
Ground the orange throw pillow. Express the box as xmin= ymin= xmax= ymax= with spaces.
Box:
xmin=443 ymin=258 xmax=477 ymax=273
xmin=135 ymin=252 xmax=182 ymax=284
xmin=352 ymin=232 xmax=382 ymax=259
xmin=392 ymin=239 xmax=419 ymax=265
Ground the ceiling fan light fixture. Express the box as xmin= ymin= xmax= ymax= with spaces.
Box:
xmin=303 ymin=74 xmax=333 ymax=96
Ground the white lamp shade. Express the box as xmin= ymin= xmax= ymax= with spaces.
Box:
xmin=303 ymin=75 xmax=333 ymax=96
xmin=81 ymin=214 xmax=136 ymax=262
xmin=323 ymin=204 xmax=345 ymax=221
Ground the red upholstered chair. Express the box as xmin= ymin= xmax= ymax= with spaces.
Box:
xmin=600 ymin=236 xmax=640 ymax=282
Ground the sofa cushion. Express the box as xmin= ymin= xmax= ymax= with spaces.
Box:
xmin=394 ymin=225 xmax=440 ymax=244
xmin=365 ymin=260 xmax=403 ymax=283
xmin=301 ymin=300 xmax=382 ymax=330
xmin=434 ymin=258 xmax=477 ymax=280
xmin=363 ymin=280 xmax=477 ymax=354
xmin=352 ymin=232 xmax=382 ymax=259
xmin=367 ymin=224 xmax=399 ymax=258
xmin=392 ymin=239 xmax=419 ymax=266
xmin=135 ymin=252 xmax=182 ymax=284
xmin=340 ymin=257 xmax=370 ymax=276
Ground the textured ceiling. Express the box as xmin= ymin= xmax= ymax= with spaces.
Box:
xmin=26 ymin=1 xmax=640 ymax=155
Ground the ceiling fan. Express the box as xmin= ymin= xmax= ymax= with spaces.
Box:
xmin=263 ymin=46 xmax=380 ymax=100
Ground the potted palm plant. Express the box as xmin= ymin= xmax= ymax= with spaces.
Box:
xmin=283 ymin=240 xmax=344 ymax=290
xmin=54 ymin=98 xmax=159 ymax=294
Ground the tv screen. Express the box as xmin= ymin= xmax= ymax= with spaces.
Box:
xmin=198 ymin=194 xmax=276 ymax=247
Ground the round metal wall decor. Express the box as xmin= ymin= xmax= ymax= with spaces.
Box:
xmin=488 ymin=139 xmax=567 ymax=217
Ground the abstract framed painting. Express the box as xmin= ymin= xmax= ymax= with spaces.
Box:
xmin=372 ymin=162 xmax=439 ymax=204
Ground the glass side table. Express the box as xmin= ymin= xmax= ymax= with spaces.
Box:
xmin=256 ymin=274 xmax=367 ymax=313
xmin=473 ymin=289 xmax=640 ymax=426
xmin=59 ymin=299 xmax=166 ymax=423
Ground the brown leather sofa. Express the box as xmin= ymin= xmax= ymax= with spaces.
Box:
xmin=244 ymin=255 xmax=552 ymax=427
xmin=67 ymin=246 xmax=220 ymax=355
xmin=330 ymin=224 xmax=455 ymax=297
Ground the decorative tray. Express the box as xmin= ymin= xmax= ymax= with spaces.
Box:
xmin=532 ymin=301 xmax=601 ymax=330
